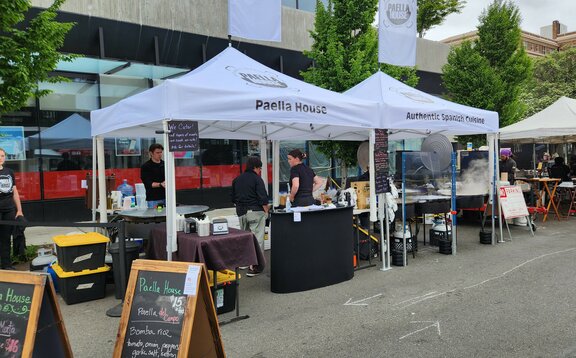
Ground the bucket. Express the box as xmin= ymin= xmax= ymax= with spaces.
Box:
xmin=479 ymin=231 xmax=492 ymax=244
xmin=197 ymin=220 xmax=210 ymax=237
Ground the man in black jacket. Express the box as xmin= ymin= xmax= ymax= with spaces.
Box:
xmin=231 ymin=156 xmax=269 ymax=276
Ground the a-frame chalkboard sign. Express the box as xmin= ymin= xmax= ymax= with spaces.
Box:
xmin=114 ymin=259 xmax=225 ymax=358
xmin=0 ymin=270 xmax=72 ymax=358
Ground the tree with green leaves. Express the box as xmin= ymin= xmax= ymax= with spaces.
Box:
xmin=0 ymin=0 xmax=75 ymax=115
xmin=417 ymin=0 xmax=466 ymax=38
xmin=442 ymin=0 xmax=531 ymax=146
xmin=302 ymin=0 xmax=418 ymax=184
xmin=520 ymin=47 xmax=576 ymax=117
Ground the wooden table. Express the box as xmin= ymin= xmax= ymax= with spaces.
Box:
xmin=525 ymin=178 xmax=561 ymax=222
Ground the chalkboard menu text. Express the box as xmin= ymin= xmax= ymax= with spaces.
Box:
xmin=115 ymin=260 xmax=224 ymax=358
xmin=374 ymin=129 xmax=390 ymax=194
xmin=0 ymin=271 xmax=72 ymax=358
xmin=168 ymin=121 xmax=199 ymax=152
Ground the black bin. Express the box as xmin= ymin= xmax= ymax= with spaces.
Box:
xmin=109 ymin=241 xmax=141 ymax=299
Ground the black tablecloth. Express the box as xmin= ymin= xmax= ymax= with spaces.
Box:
xmin=149 ymin=226 xmax=265 ymax=271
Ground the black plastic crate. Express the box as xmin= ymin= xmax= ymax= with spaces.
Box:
xmin=53 ymin=232 xmax=109 ymax=272
xmin=209 ymin=270 xmax=237 ymax=315
xmin=52 ymin=263 xmax=110 ymax=305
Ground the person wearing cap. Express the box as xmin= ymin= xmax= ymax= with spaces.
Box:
xmin=499 ymin=148 xmax=517 ymax=184
xmin=231 ymin=156 xmax=269 ymax=277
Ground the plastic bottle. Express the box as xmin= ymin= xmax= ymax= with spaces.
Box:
xmin=117 ymin=179 xmax=134 ymax=198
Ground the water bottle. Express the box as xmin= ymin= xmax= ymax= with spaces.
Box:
xmin=117 ymin=179 xmax=134 ymax=198
xmin=285 ymin=197 xmax=292 ymax=211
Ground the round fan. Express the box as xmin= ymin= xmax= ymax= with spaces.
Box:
xmin=356 ymin=141 xmax=369 ymax=172
xmin=420 ymin=134 xmax=452 ymax=172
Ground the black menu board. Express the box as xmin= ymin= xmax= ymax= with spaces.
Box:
xmin=122 ymin=271 xmax=186 ymax=358
xmin=0 ymin=272 xmax=71 ymax=358
xmin=374 ymin=129 xmax=390 ymax=194
xmin=0 ymin=282 xmax=33 ymax=357
xmin=167 ymin=121 xmax=199 ymax=152
xmin=115 ymin=260 xmax=224 ymax=358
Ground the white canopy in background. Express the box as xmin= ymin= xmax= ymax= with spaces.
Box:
xmin=91 ymin=46 xmax=382 ymax=258
xmin=345 ymin=71 xmax=499 ymax=137
xmin=345 ymin=71 xmax=501 ymax=253
xmin=91 ymin=47 xmax=380 ymax=141
xmin=500 ymin=96 xmax=576 ymax=143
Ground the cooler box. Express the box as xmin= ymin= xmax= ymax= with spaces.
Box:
xmin=53 ymin=232 xmax=109 ymax=272
xmin=208 ymin=269 xmax=238 ymax=315
xmin=52 ymin=263 xmax=110 ymax=305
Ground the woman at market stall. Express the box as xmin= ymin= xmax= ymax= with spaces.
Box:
xmin=0 ymin=148 xmax=23 ymax=270
xmin=287 ymin=149 xmax=323 ymax=207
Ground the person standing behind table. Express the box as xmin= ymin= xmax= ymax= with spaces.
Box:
xmin=549 ymin=156 xmax=571 ymax=182
xmin=287 ymin=149 xmax=323 ymax=207
xmin=231 ymin=157 xmax=269 ymax=277
xmin=0 ymin=148 xmax=23 ymax=270
xmin=499 ymin=148 xmax=517 ymax=184
xmin=140 ymin=143 xmax=166 ymax=208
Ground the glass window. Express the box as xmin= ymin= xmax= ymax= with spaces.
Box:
xmin=39 ymin=79 xmax=99 ymax=112
xmin=298 ymin=0 xmax=318 ymax=12
xmin=99 ymin=74 xmax=150 ymax=107
xmin=282 ymin=0 xmax=297 ymax=8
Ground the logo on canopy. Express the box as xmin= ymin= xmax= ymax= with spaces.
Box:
xmin=389 ymin=87 xmax=434 ymax=103
xmin=381 ymin=0 xmax=415 ymax=27
xmin=226 ymin=66 xmax=299 ymax=91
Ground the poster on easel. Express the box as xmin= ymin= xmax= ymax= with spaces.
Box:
xmin=499 ymin=185 xmax=529 ymax=219
xmin=114 ymin=259 xmax=224 ymax=358
xmin=0 ymin=271 xmax=72 ymax=358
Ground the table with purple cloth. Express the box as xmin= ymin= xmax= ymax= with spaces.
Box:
xmin=149 ymin=226 xmax=265 ymax=270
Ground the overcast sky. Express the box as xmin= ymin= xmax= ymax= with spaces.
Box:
xmin=424 ymin=0 xmax=575 ymax=41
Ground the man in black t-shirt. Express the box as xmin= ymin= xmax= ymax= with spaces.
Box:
xmin=231 ymin=157 xmax=269 ymax=277
xmin=140 ymin=143 xmax=166 ymax=208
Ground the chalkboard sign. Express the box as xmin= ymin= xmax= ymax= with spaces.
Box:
xmin=122 ymin=271 xmax=186 ymax=358
xmin=374 ymin=129 xmax=390 ymax=194
xmin=167 ymin=121 xmax=199 ymax=152
xmin=0 ymin=271 xmax=72 ymax=358
xmin=115 ymin=260 xmax=224 ymax=358
xmin=0 ymin=282 xmax=33 ymax=357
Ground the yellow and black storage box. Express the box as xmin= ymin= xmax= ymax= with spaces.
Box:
xmin=208 ymin=269 xmax=238 ymax=315
xmin=53 ymin=232 xmax=110 ymax=272
xmin=52 ymin=263 xmax=110 ymax=305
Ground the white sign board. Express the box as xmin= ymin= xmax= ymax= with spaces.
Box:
xmin=499 ymin=185 xmax=529 ymax=219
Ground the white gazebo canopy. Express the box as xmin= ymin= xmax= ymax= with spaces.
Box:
xmin=345 ymin=71 xmax=499 ymax=137
xmin=500 ymin=96 xmax=576 ymax=143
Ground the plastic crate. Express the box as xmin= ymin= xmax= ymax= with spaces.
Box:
xmin=53 ymin=232 xmax=109 ymax=272
xmin=208 ymin=269 xmax=238 ymax=315
xmin=52 ymin=263 xmax=110 ymax=305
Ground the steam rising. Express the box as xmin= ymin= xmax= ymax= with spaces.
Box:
xmin=459 ymin=159 xmax=490 ymax=195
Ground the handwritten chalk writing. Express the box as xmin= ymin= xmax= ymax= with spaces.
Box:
xmin=5 ymin=288 xmax=31 ymax=305
xmin=4 ymin=337 xmax=19 ymax=353
xmin=0 ymin=303 xmax=29 ymax=315
xmin=157 ymin=328 xmax=171 ymax=338
xmin=0 ymin=320 xmax=16 ymax=336
xmin=159 ymin=308 xmax=180 ymax=324
xmin=137 ymin=307 xmax=158 ymax=317
xmin=138 ymin=278 xmax=160 ymax=294
xmin=163 ymin=281 xmax=182 ymax=295
xmin=129 ymin=325 xmax=156 ymax=336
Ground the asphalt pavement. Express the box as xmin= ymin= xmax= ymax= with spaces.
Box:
xmin=35 ymin=214 xmax=576 ymax=357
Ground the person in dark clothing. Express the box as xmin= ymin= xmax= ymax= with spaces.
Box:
xmin=57 ymin=152 xmax=80 ymax=171
xmin=0 ymin=148 xmax=24 ymax=270
xmin=499 ymin=148 xmax=516 ymax=184
xmin=140 ymin=143 xmax=166 ymax=208
xmin=549 ymin=156 xmax=571 ymax=182
xmin=231 ymin=156 xmax=269 ymax=277
xmin=287 ymin=149 xmax=323 ymax=207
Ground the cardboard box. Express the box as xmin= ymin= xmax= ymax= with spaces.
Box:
xmin=350 ymin=181 xmax=370 ymax=209
xmin=53 ymin=232 xmax=109 ymax=272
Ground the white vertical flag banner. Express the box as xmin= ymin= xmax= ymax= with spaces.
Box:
xmin=378 ymin=0 xmax=417 ymax=66
xmin=228 ymin=0 xmax=282 ymax=42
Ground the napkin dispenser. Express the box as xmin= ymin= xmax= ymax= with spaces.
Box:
xmin=211 ymin=218 xmax=229 ymax=235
